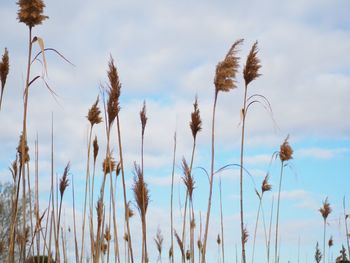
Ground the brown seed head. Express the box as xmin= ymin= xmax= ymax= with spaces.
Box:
xmin=319 ymin=197 xmax=332 ymax=221
xmin=181 ymin=158 xmax=195 ymax=200
xmin=59 ymin=162 xmax=70 ymax=197
xmin=102 ymin=154 xmax=116 ymax=174
xmin=9 ymin=158 xmax=18 ymax=182
xmin=186 ymin=249 xmax=190 ymax=260
xmin=17 ymin=133 xmax=30 ymax=164
xmin=242 ymin=227 xmax=249 ymax=244
xmin=243 ymin=41 xmax=261 ymax=86
xmin=214 ymin=39 xmax=243 ymax=93
xmin=132 ymin=162 xmax=150 ymax=217
xmin=93 ymin=135 xmax=99 ymax=164
xmin=101 ymin=242 xmax=108 ymax=255
xmin=106 ymin=57 xmax=121 ymax=127
xmin=104 ymin=226 xmax=111 ymax=241
xmin=87 ymin=96 xmax=102 ymax=127
xmin=261 ymin=174 xmax=272 ymax=194
xmin=174 ymin=230 xmax=185 ymax=259
xmin=279 ymin=136 xmax=293 ymax=162
xmin=169 ymin=246 xmax=173 ymax=259
xmin=197 ymin=239 xmax=202 ymax=250
xmin=140 ymin=100 xmax=147 ymax=137
xmin=116 ymin=162 xmax=121 ymax=178
xmin=0 ymin=48 xmax=9 ymax=91
xmin=328 ymin=236 xmax=333 ymax=247
xmin=217 ymin=234 xmax=221 ymax=245
xmin=123 ymin=233 xmax=129 ymax=242
xmin=126 ymin=201 xmax=134 ymax=219
xmin=154 ymin=227 xmax=164 ymax=255
xmin=96 ymin=195 xmax=104 ymax=228
xmin=17 ymin=0 xmax=48 ymax=28
xmin=190 ymin=96 xmax=202 ymax=140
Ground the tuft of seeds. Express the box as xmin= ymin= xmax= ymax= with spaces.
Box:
xmin=214 ymin=39 xmax=243 ymax=93
xmin=190 ymin=96 xmax=202 ymax=140
xmin=59 ymin=162 xmax=70 ymax=197
xmin=106 ymin=57 xmax=121 ymax=127
xmin=328 ymin=236 xmax=333 ymax=247
xmin=102 ymin=154 xmax=116 ymax=174
xmin=154 ymin=227 xmax=164 ymax=256
xmin=140 ymin=100 xmax=147 ymax=137
xmin=186 ymin=249 xmax=190 ymax=260
xmin=87 ymin=96 xmax=102 ymax=127
xmin=104 ymin=226 xmax=111 ymax=242
xmin=126 ymin=201 xmax=134 ymax=219
xmin=17 ymin=0 xmax=48 ymax=28
xmin=319 ymin=197 xmax=332 ymax=221
xmin=0 ymin=48 xmax=9 ymax=93
xmin=132 ymin=163 xmax=150 ymax=217
xmin=17 ymin=133 xmax=30 ymax=164
xmin=182 ymin=158 xmax=195 ymax=200
xmin=243 ymin=41 xmax=261 ymax=86
xmin=242 ymin=227 xmax=249 ymax=244
xmin=261 ymin=174 xmax=272 ymax=194
xmin=217 ymin=234 xmax=221 ymax=245
xmin=93 ymin=135 xmax=99 ymax=164
xmin=279 ymin=136 xmax=293 ymax=162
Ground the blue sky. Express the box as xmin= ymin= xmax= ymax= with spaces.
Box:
xmin=1 ymin=0 xmax=350 ymax=262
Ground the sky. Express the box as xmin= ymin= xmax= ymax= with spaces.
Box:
xmin=1 ymin=0 xmax=350 ymax=262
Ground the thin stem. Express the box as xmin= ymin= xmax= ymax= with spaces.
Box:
xmin=239 ymin=84 xmax=249 ymax=263
xmin=170 ymin=133 xmax=177 ymax=260
xmin=80 ymin=127 xmax=93 ymax=262
xmin=275 ymin=162 xmax=284 ymax=263
xmin=116 ymin=114 xmax=134 ymax=263
xmin=343 ymin=197 xmax=350 ymax=257
xmin=202 ymin=91 xmax=218 ymax=262
xmin=323 ymin=219 xmax=326 ymax=263
xmin=252 ymin=196 xmax=262 ymax=263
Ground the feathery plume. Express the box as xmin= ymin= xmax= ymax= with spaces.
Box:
xmin=319 ymin=197 xmax=332 ymax=220
xmin=0 ymin=48 xmax=9 ymax=96
xmin=140 ymin=100 xmax=147 ymax=137
xmin=17 ymin=133 xmax=30 ymax=164
xmin=182 ymin=158 xmax=195 ymax=199
xmin=214 ymin=39 xmax=243 ymax=93
xmin=132 ymin=163 xmax=150 ymax=216
xmin=261 ymin=174 xmax=272 ymax=194
xmin=190 ymin=96 xmax=202 ymax=140
xmin=102 ymin=154 xmax=116 ymax=174
xmin=87 ymin=96 xmax=102 ymax=127
xmin=59 ymin=162 xmax=70 ymax=197
xmin=93 ymin=135 xmax=99 ymax=164
xmin=243 ymin=41 xmax=261 ymax=86
xmin=106 ymin=57 xmax=121 ymax=127
xmin=154 ymin=227 xmax=164 ymax=256
xmin=242 ymin=227 xmax=249 ymax=244
xmin=17 ymin=0 xmax=48 ymax=28
xmin=279 ymin=136 xmax=293 ymax=162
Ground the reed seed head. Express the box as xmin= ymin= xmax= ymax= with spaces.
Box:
xmin=132 ymin=162 xmax=150 ymax=217
xmin=186 ymin=249 xmax=190 ymax=260
xmin=17 ymin=133 xmax=30 ymax=164
xmin=190 ymin=96 xmax=202 ymax=140
xmin=243 ymin=41 xmax=261 ymax=86
xmin=9 ymin=158 xmax=18 ymax=182
xmin=328 ymin=236 xmax=333 ymax=247
xmin=96 ymin=195 xmax=104 ymax=228
xmin=59 ymin=162 xmax=70 ymax=198
xmin=93 ymin=135 xmax=99 ymax=164
xmin=319 ymin=197 xmax=332 ymax=221
xmin=261 ymin=174 xmax=272 ymax=194
xmin=102 ymin=154 xmax=116 ymax=174
xmin=242 ymin=227 xmax=249 ymax=244
xmin=279 ymin=136 xmax=293 ymax=162
xmin=154 ymin=227 xmax=164 ymax=255
xmin=140 ymin=100 xmax=147 ymax=137
xmin=0 ymin=48 xmax=9 ymax=91
xmin=116 ymin=162 xmax=121 ymax=178
xmin=126 ymin=201 xmax=134 ymax=219
xmin=17 ymin=0 xmax=48 ymax=28
xmin=104 ymin=226 xmax=111 ymax=242
xmin=106 ymin=57 xmax=121 ymax=127
xmin=214 ymin=39 xmax=243 ymax=94
xmin=87 ymin=96 xmax=102 ymax=127
xmin=123 ymin=233 xmax=129 ymax=242
xmin=101 ymin=243 xmax=107 ymax=255
xmin=182 ymin=158 xmax=195 ymax=200
xmin=174 ymin=230 xmax=184 ymax=258
xmin=168 ymin=246 xmax=173 ymax=259
xmin=217 ymin=234 xmax=221 ymax=245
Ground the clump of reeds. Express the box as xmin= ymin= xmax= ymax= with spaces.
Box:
xmin=319 ymin=197 xmax=332 ymax=263
xmin=202 ymin=39 xmax=243 ymax=263
xmin=275 ymin=136 xmax=293 ymax=263
xmin=0 ymin=47 xmax=9 ymax=110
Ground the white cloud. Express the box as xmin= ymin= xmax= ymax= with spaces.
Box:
xmin=296 ymin=147 xmax=348 ymax=159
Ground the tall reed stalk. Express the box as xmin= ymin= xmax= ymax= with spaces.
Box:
xmin=319 ymin=197 xmax=332 ymax=263
xmin=275 ymin=137 xmax=293 ymax=263
xmin=343 ymin=197 xmax=350 ymax=257
xmin=170 ymin=132 xmax=177 ymax=263
xmin=202 ymin=39 xmax=243 ymax=263
xmin=239 ymin=41 xmax=261 ymax=263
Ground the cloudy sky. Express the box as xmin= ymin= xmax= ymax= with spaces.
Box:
xmin=1 ymin=0 xmax=350 ymax=262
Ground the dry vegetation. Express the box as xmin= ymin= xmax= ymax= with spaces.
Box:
xmin=1 ymin=1 xmax=350 ymax=263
